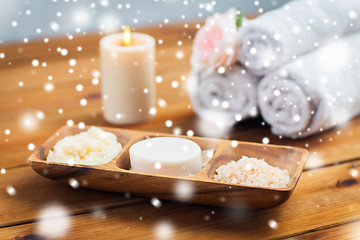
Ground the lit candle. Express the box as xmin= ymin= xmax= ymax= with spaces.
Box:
xmin=100 ymin=26 xmax=156 ymax=125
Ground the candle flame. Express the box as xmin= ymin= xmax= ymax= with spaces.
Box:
xmin=123 ymin=26 xmax=132 ymax=46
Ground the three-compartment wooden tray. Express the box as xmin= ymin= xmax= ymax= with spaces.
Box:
xmin=28 ymin=125 xmax=308 ymax=209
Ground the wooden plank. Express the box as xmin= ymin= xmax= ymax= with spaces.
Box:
xmin=290 ymin=220 xmax=360 ymax=239
xmin=1 ymin=160 xmax=359 ymax=239
xmin=0 ymin=59 xmax=191 ymax=110
xmin=0 ymin=41 xmax=193 ymax=92
xmin=0 ymin=23 xmax=199 ymax=65
xmin=0 ymin=166 xmax=145 ymax=228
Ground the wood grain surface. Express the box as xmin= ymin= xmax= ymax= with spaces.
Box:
xmin=1 ymin=160 xmax=359 ymax=239
xmin=1 ymin=22 xmax=360 ymax=239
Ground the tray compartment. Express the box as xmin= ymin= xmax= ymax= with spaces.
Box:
xmin=206 ymin=141 xmax=307 ymax=189
xmin=33 ymin=125 xmax=132 ymax=164
xmin=116 ymin=133 xmax=220 ymax=174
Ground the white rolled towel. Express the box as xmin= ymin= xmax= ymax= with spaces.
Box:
xmin=188 ymin=65 xmax=259 ymax=126
xmin=258 ymin=33 xmax=360 ymax=139
xmin=238 ymin=0 xmax=360 ymax=76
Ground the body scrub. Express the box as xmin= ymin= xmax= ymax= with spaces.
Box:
xmin=47 ymin=126 xmax=122 ymax=165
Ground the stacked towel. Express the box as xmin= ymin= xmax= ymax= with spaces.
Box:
xmin=189 ymin=0 xmax=360 ymax=138
xmin=188 ymin=66 xmax=259 ymax=126
xmin=237 ymin=0 xmax=360 ymax=76
xmin=258 ymin=33 xmax=360 ymax=138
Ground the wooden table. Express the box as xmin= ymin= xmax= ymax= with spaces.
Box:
xmin=1 ymin=23 xmax=360 ymax=240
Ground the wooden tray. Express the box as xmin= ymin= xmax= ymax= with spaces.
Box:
xmin=28 ymin=125 xmax=308 ymax=209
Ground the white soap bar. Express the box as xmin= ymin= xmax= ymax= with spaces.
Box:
xmin=129 ymin=137 xmax=202 ymax=176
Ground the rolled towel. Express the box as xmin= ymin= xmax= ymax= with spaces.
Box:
xmin=258 ymin=33 xmax=360 ymax=139
xmin=238 ymin=0 xmax=360 ymax=76
xmin=188 ymin=65 xmax=259 ymax=126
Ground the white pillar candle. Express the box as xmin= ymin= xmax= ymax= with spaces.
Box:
xmin=100 ymin=29 xmax=156 ymax=125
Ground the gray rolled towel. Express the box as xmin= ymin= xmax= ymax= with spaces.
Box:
xmin=188 ymin=65 xmax=259 ymax=126
xmin=237 ymin=0 xmax=360 ymax=76
xmin=258 ymin=33 xmax=360 ymax=138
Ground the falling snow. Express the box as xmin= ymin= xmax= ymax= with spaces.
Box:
xmin=66 ymin=119 xmax=74 ymax=126
xmin=78 ymin=122 xmax=85 ymax=129
xmin=154 ymin=162 xmax=162 ymax=170
xmin=149 ymin=107 xmax=157 ymax=115
xmin=6 ymin=186 xmax=16 ymax=196
xmin=155 ymin=221 xmax=173 ymax=239
xmin=173 ymin=127 xmax=182 ymax=135
xmin=76 ymin=84 xmax=83 ymax=92
xmin=50 ymin=22 xmax=60 ymax=31
xmin=350 ymin=169 xmax=359 ymax=178
xmin=175 ymin=51 xmax=184 ymax=59
xmin=36 ymin=204 xmax=70 ymax=238
xmin=231 ymin=140 xmax=238 ymax=148
xmin=165 ymin=120 xmax=173 ymax=127
xmin=92 ymin=78 xmax=99 ymax=85
xmin=174 ymin=180 xmax=194 ymax=201
xmin=218 ymin=67 xmax=225 ymax=74
xmin=157 ymin=98 xmax=167 ymax=108
xmin=268 ymin=219 xmax=278 ymax=229
xmin=44 ymin=83 xmax=55 ymax=92
xmin=155 ymin=76 xmax=163 ymax=83
xmin=171 ymin=81 xmax=179 ymax=88
xmin=69 ymin=178 xmax=80 ymax=189
xmin=186 ymin=130 xmax=194 ymax=137
xmin=80 ymin=98 xmax=87 ymax=106
xmin=36 ymin=111 xmax=45 ymax=120
xmin=69 ymin=59 xmax=76 ymax=66
xmin=151 ymin=198 xmax=162 ymax=208
xmin=92 ymin=207 xmax=106 ymax=219
xmin=61 ymin=49 xmax=68 ymax=56
xmin=28 ymin=143 xmax=35 ymax=151
xmin=32 ymin=59 xmax=39 ymax=67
